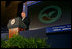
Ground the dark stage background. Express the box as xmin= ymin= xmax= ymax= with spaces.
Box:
xmin=28 ymin=1 xmax=71 ymax=30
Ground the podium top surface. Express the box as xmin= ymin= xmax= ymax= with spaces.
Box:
xmin=7 ymin=17 xmax=26 ymax=29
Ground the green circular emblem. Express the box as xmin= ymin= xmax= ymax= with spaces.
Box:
xmin=38 ymin=6 xmax=62 ymax=24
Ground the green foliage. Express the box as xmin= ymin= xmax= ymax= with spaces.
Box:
xmin=1 ymin=35 xmax=51 ymax=48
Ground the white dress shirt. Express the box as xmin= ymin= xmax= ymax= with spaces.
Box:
xmin=22 ymin=18 xmax=24 ymax=21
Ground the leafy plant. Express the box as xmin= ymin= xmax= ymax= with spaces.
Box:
xmin=1 ymin=35 xmax=51 ymax=48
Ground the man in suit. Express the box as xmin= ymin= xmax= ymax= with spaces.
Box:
xmin=21 ymin=11 xmax=30 ymax=30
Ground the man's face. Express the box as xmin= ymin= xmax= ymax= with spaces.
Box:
xmin=21 ymin=12 xmax=26 ymax=18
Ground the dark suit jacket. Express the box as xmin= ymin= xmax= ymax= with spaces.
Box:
xmin=22 ymin=17 xmax=30 ymax=30
xmin=17 ymin=2 xmax=30 ymax=30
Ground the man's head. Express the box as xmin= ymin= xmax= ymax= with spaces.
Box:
xmin=21 ymin=12 xmax=26 ymax=19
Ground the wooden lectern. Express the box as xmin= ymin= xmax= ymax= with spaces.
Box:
xmin=7 ymin=17 xmax=26 ymax=39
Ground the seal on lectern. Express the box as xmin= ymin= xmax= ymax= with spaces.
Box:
xmin=11 ymin=19 xmax=15 ymax=25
